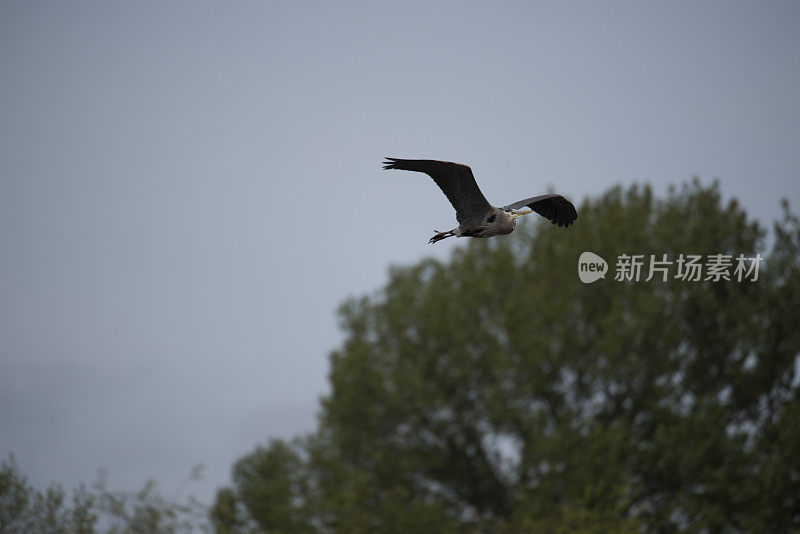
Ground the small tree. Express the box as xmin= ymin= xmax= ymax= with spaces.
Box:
xmin=0 ymin=454 xmax=207 ymax=533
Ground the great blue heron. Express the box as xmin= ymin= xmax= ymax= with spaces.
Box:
xmin=383 ymin=157 xmax=578 ymax=244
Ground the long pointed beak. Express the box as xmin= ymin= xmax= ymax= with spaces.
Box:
xmin=511 ymin=209 xmax=534 ymax=219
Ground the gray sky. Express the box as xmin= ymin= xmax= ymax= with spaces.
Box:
xmin=1 ymin=1 xmax=799 ymax=505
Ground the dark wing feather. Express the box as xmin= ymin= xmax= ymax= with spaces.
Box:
xmin=383 ymin=158 xmax=492 ymax=225
xmin=503 ymin=194 xmax=578 ymax=228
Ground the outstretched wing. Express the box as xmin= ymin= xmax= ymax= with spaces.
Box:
xmin=383 ymin=157 xmax=492 ymax=225
xmin=503 ymin=194 xmax=578 ymax=228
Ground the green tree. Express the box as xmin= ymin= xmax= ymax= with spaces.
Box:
xmin=0 ymin=454 xmax=96 ymax=534
xmin=0 ymin=454 xmax=207 ymax=533
xmin=214 ymin=180 xmax=800 ymax=533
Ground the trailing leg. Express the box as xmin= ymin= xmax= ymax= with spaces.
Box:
xmin=429 ymin=229 xmax=456 ymax=244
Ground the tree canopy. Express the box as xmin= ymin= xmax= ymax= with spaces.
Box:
xmin=0 ymin=454 xmax=207 ymax=534
xmin=225 ymin=180 xmax=796 ymax=532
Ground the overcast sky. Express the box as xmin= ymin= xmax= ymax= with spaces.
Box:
xmin=1 ymin=1 xmax=799 ymax=506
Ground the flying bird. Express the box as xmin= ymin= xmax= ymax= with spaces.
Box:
xmin=383 ymin=158 xmax=577 ymax=243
